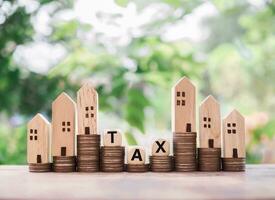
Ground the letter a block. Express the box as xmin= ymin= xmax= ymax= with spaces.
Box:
xmin=152 ymin=139 xmax=170 ymax=156
xmin=103 ymin=129 xmax=122 ymax=146
xmin=127 ymin=147 xmax=145 ymax=164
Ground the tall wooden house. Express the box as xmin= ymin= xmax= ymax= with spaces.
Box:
xmin=172 ymin=76 xmax=196 ymax=133
xmin=27 ymin=113 xmax=51 ymax=164
xmin=52 ymin=92 xmax=76 ymax=157
xmin=199 ymin=95 xmax=221 ymax=148
xmin=222 ymin=110 xmax=245 ymax=158
xmin=77 ymin=84 xmax=98 ymax=135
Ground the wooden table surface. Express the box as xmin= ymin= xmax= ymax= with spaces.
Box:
xmin=0 ymin=165 xmax=274 ymax=200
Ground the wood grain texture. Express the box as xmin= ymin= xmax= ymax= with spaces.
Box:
xmin=103 ymin=129 xmax=122 ymax=146
xmin=152 ymin=139 xmax=170 ymax=156
xmin=52 ymin=92 xmax=76 ymax=157
xmin=77 ymin=84 xmax=98 ymax=135
xmin=27 ymin=114 xmax=51 ymax=164
xmin=199 ymin=95 xmax=221 ymax=148
xmin=172 ymin=77 xmax=196 ymax=133
xmin=127 ymin=147 xmax=145 ymax=164
xmin=222 ymin=109 xmax=245 ymax=158
xmin=0 ymin=165 xmax=274 ymax=200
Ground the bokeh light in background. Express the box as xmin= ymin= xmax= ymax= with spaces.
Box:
xmin=0 ymin=0 xmax=274 ymax=164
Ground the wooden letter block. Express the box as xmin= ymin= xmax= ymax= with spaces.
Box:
xmin=77 ymin=84 xmax=98 ymax=135
xmin=127 ymin=147 xmax=145 ymax=164
xmin=152 ymin=139 xmax=170 ymax=156
xmin=52 ymin=92 xmax=77 ymax=157
xmin=172 ymin=76 xmax=196 ymax=133
xmin=222 ymin=109 xmax=245 ymax=158
xmin=103 ymin=129 xmax=122 ymax=146
xmin=199 ymin=95 xmax=221 ymax=148
xmin=27 ymin=113 xmax=51 ymax=164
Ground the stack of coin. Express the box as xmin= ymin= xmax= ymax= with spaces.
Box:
xmin=173 ymin=132 xmax=197 ymax=172
xmin=29 ymin=163 xmax=52 ymax=172
xmin=77 ymin=134 xmax=100 ymax=172
xmin=53 ymin=156 xmax=76 ymax=172
xmin=198 ymin=148 xmax=221 ymax=171
xmin=126 ymin=164 xmax=150 ymax=172
xmin=101 ymin=146 xmax=125 ymax=172
xmin=150 ymin=156 xmax=174 ymax=172
xmin=222 ymin=158 xmax=245 ymax=171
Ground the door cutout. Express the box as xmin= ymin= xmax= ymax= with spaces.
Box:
xmin=186 ymin=123 xmax=192 ymax=132
xmin=85 ymin=127 xmax=90 ymax=135
xmin=233 ymin=148 xmax=238 ymax=158
xmin=37 ymin=155 xmax=42 ymax=163
xmin=208 ymin=139 xmax=214 ymax=148
xmin=61 ymin=147 xmax=66 ymax=156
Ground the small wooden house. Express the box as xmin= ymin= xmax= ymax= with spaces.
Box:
xmin=199 ymin=95 xmax=221 ymax=148
xmin=52 ymin=92 xmax=76 ymax=157
xmin=152 ymin=139 xmax=170 ymax=156
xmin=172 ymin=76 xmax=196 ymax=133
xmin=77 ymin=84 xmax=98 ymax=135
xmin=222 ymin=110 xmax=245 ymax=158
xmin=27 ymin=113 xmax=51 ymax=164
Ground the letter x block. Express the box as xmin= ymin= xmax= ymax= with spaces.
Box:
xmin=152 ymin=139 xmax=170 ymax=156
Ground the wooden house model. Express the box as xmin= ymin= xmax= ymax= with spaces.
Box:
xmin=77 ymin=84 xmax=98 ymax=135
xmin=199 ymin=95 xmax=221 ymax=148
xmin=27 ymin=113 xmax=51 ymax=164
xmin=52 ymin=92 xmax=76 ymax=157
xmin=172 ymin=76 xmax=196 ymax=133
xmin=222 ymin=110 xmax=245 ymax=158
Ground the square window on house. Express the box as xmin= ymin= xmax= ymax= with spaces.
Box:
xmin=227 ymin=123 xmax=231 ymax=127
xmin=91 ymin=106 xmax=94 ymax=110
xmin=91 ymin=113 xmax=94 ymax=118
xmin=30 ymin=129 xmax=33 ymax=133
xmin=233 ymin=123 xmax=236 ymax=127
xmin=177 ymin=92 xmax=180 ymax=97
xmin=232 ymin=129 xmax=236 ymax=134
xmin=67 ymin=128 xmax=70 ymax=132
xmin=30 ymin=136 xmax=33 ymax=140
xmin=203 ymin=117 xmax=207 ymax=121
xmin=182 ymin=100 xmax=185 ymax=106
xmin=208 ymin=118 xmax=211 ymax=122
xmin=86 ymin=107 xmax=89 ymax=111
xmin=227 ymin=129 xmax=231 ymax=134
xmin=62 ymin=128 xmax=66 ymax=132
xmin=86 ymin=114 xmax=89 ymax=118
xmin=204 ymin=124 xmax=207 ymax=128
xmin=182 ymin=92 xmax=185 ymax=97
xmin=177 ymin=100 xmax=180 ymax=105
xmin=67 ymin=122 xmax=70 ymax=126
xmin=208 ymin=124 xmax=211 ymax=128
xmin=34 ymin=136 xmax=37 ymax=140
xmin=34 ymin=129 xmax=37 ymax=134
xmin=62 ymin=122 xmax=65 ymax=126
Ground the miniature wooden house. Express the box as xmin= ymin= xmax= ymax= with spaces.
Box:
xmin=172 ymin=76 xmax=196 ymax=133
xmin=152 ymin=139 xmax=170 ymax=156
xmin=222 ymin=110 xmax=245 ymax=158
xmin=77 ymin=84 xmax=98 ymax=135
xmin=27 ymin=114 xmax=51 ymax=164
xmin=52 ymin=92 xmax=76 ymax=157
xmin=199 ymin=95 xmax=221 ymax=148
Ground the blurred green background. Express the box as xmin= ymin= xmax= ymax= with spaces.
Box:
xmin=0 ymin=0 xmax=275 ymax=164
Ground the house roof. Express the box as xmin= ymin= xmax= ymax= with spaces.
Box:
xmin=28 ymin=113 xmax=50 ymax=127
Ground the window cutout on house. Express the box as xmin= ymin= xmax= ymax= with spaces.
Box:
xmin=30 ymin=136 xmax=33 ymax=140
xmin=67 ymin=128 xmax=70 ymax=132
xmin=30 ymin=129 xmax=33 ymax=133
xmin=227 ymin=123 xmax=231 ymax=127
xmin=232 ymin=129 xmax=236 ymax=134
xmin=37 ymin=155 xmax=42 ymax=164
xmin=232 ymin=123 xmax=236 ymax=127
xmin=204 ymin=124 xmax=207 ymax=128
xmin=177 ymin=92 xmax=180 ymax=97
xmin=62 ymin=128 xmax=66 ymax=132
xmin=62 ymin=122 xmax=65 ymax=126
xmin=208 ymin=118 xmax=211 ymax=122
xmin=177 ymin=100 xmax=180 ymax=106
xmin=208 ymin=139 xmax=214 ymax=148
xmin=228 ymin=130 xmax=231 ymax=134
xmin=186 ymin=123 xmax=192 ymax=132
xmin=203 ymin=117 xmax=207 ymax=121
xmin=181 ymin=100 xmax=185 ymax=106
xmin=86 ymin=114 xmax=89 ymax=118
xmin=91 ymin=113 xmax=94 ymax=118
xmin=208 ymin=124 xmax=211 ymax=128
xmin=182 ymin=92 xmax=185 ymax=97
xmin=67 ymin=122 xmax=70 ymax=126
xmin=91 ymin=106 xmax=94 ymax=110
xmin=34 ymin=129 xmax=37 ymax=134
xmin=85 ymin=127 xmax=90 ymax=135
xmin=86 ymin=107 xmax=89 ymax=111
xmin=233 ymin=148 xmax=238 ymax=158
xmin=34 ymin=136 xmax=37 ymax=140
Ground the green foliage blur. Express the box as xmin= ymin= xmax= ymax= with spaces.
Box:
xmin=0 ymin=0 xmax=275 ymax=164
